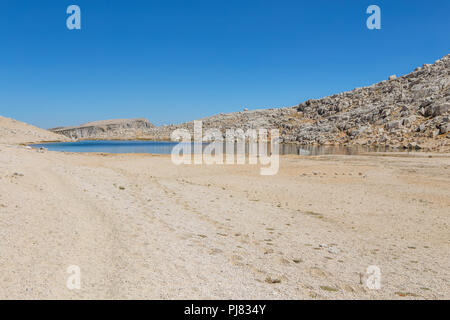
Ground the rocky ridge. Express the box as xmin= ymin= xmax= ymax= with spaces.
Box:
xmin=50 ymin=118 xmax=154 ymax=140
xmin=51 ymin=54 xmax=450 ymax=151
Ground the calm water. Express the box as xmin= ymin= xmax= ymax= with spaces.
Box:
xmin=32 ymin=140 xmax=399 ymax=156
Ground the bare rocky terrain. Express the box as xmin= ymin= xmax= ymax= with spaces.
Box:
xmin=50 ymin=54 xmax=450 ymax=152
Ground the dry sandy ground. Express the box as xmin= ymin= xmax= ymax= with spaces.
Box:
xmin=0 ymin=116 xmax=69 ymax=144
xmin=0 ymin=141 xmax=449 ymax=299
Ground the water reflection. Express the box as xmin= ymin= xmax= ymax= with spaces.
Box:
xmin=32 ymin=140 xmax=400 ymax=156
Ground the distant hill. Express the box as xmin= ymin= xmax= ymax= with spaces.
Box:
xmin=0 ymin=116 xmax=69 ymax=144
xmin=50 ymin=118 xmax=154 ymax=140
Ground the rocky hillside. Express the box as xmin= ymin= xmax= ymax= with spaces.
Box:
xmin=52 ymin=54 xmax=450 ymax=151
xmin=0 ymin=116 xmax=69 ymax=145
xmin=50 ymin=118 xmax=154 ymax=140
xmin=148 ymin=54 xmax=450 ymax=151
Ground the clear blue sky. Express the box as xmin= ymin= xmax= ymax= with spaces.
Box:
xmin=0 ymin=0 xmax=449 ymax=129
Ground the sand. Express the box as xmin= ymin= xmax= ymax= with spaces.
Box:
xmin=0 ymin=118 xmax=449 ymax=299
xmin=0 ymin=116 xmax=69 ymax=145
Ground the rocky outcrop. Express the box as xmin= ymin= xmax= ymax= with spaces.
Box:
xmin=285 ymin=56 xmax=450 ymax=150
xmin=147 ymin=54 xmax=450 ymax=151
xmin=50 ymin=118 xmax=155 ymax=140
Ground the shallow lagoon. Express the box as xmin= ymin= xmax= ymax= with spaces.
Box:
xmin=32 ymin=140 xmax=401 ymax=156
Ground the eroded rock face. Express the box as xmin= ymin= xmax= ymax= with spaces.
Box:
xmin=50 ymin=118 xmax=155 ymax=140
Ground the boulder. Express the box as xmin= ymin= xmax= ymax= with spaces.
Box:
xmin=440 ymin=123 xmax=450 ymax=134
xmin=424 ymin=103 xmax=450 ymax=117
xmin=434 ymin=103 xmax=450 ymax=117
xmin=385 ymin=120 xmax=401 ymax=131
xmin=402 ymin=116 xmax=416 ymax=126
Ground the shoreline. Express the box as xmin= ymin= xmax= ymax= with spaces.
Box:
xmin=28 ymin=138 xmax=450 ymax=154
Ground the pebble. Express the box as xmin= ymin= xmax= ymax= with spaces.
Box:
xmin=328 ymin=247 xmax=340 ymax=254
